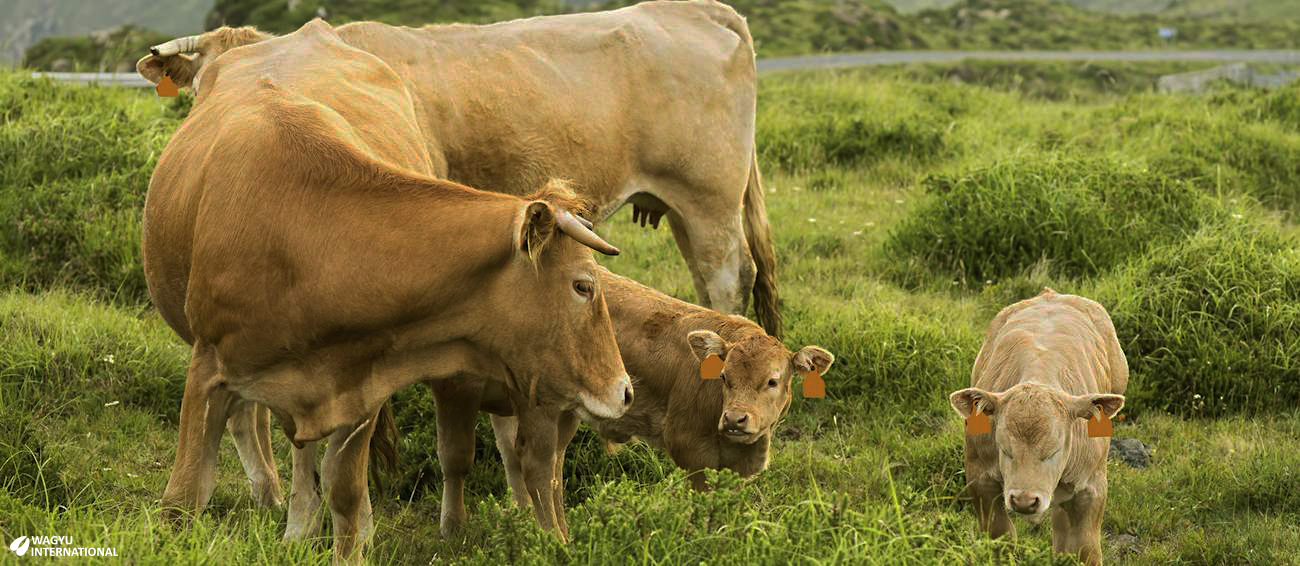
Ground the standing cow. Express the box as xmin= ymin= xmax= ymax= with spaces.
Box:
xmin=137 ymin=20 xmax=632 ymax=562
xmin=948 ymin=289 xmax=1128 ymax=566
xmin=139 ymin=0 xmax=781 ymax=338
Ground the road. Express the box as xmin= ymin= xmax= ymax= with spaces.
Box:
xmin=29 ymin=49 xmax=1300 ymax=87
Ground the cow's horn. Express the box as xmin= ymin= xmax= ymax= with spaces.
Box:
xmin=150 ymin=35 xmax=202 ymax=57
xmin=556 ymin=210 xmax=620 ymax=256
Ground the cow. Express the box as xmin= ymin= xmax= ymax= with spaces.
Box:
xmin=136 ymin=19 xmax=632 ymax=562
xmin=272 ymin=267 xmax=832 ymax=539
xmin=139 ymin=0 xmax=782 ymax=339
xmin=948 ymin=289 xmax=1128 ymax=566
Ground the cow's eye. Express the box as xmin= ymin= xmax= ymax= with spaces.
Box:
xmin=767 ymin=378 xmax=779 ymax=388
xmin=573 ymin=279 xmax=594 ymax=300
xmin=719 ymin=372 xmax=727 ymax=383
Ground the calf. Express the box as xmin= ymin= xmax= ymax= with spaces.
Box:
xmin=428 ymin=267 xmax=833 ymax=535
xmin=949 ymin=289 xmax=1128 ymax=566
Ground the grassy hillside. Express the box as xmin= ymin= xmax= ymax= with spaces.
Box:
xmin=2 ymin=64 xmax=1300 ymax=563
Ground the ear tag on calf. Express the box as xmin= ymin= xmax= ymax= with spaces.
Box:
xmin=801 ymin=370 xmax=825 ymax=398
xmin=156 ymin=74 xmax=179 ymax=97
xmin=966 ymin=406 xmax=991 ymax=436
xmin=700 ymin=354 xmax=723 ymax=380
xmin=1088 ymin=410 xmax=1113 ymax=438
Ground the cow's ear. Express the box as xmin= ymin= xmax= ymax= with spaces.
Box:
xmin=1071 ymin=393 xmax=1125 ymax=421
xmin=519 ymin=201 xmax=558 ymax=261
xmin=950 ymin=387 xmax=999 ymax=418
xmin=687 ymin=330 xmax=730 ymax=362
xmin=792 ymin=346 xmax=833 ymax=375
xmin=136 ymin=54 xmax=200 ymax=88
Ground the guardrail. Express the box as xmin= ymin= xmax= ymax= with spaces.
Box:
xmin=30 ymin=49 xmax=1300 ymax=88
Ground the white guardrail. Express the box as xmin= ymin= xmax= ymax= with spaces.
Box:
xmin=28 ymin=50 xmax=1300 ymax=88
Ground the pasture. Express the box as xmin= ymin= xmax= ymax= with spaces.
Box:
xmin=2 ymin=61 xmax=1299 ymax=564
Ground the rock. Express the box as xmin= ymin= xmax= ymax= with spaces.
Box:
xmin=1109 ymin=437 xmax=1153 ymax=469
xmin=1109 ymin=533 xmax=1140 ymax=556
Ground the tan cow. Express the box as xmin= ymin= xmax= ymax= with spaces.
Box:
xmin=948 ymin=289 xmax=1128 ymax=566
xmin=137 ymin=19 xmax=632 ymax=562
xmin=139 ymin=0 xmax=782 ymax=339
xmin=267 ymin=268 xmax=831 ymax=540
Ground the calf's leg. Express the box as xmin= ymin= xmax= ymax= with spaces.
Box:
xmin=428 ymin=379 xmax=482 ymax=536
xmin=489 ymin=414 xmax=533 ymax=509
xmin=514 ymin=405 xmax=563 ymax=539
xmin=1056 ymin=486 xmax=1107 ymax=566
xmin=321 ymin=413 xmax=377 ymax=564
xmin=228 ymin=401 xmax=284 ymax=508
xmin=970 ymin=482 xmax=1014 ymax=540
xmin=551 ymin=411 xmax=580 ymax=540
xmin=285 ymin=440 xmax=324 ymax=541
xmin=161 ymin=342 xmax=236 ymax=521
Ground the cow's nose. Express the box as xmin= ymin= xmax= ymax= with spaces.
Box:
xmin=1008 ymin=489 xmax=1042 ymax=514
xmin=723 ymin=411 xmax=748 ymax=427
xmin=621 ymin=380 xmax=634 ymax=407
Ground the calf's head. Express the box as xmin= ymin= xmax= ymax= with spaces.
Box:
xmin=688 ymin=330 xmax=834 ymax=444
xmin=484 ymin=185 xmax=632 ymax=420
xmin=949 ymin=384 xmax=1125 ymax=517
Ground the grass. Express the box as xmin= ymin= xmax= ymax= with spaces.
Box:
xmin=2 ymin=60 xmax=1300 ymax=564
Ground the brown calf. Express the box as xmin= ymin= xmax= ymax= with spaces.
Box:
xmin=949 ymin=289 xmax=1128 ymax=566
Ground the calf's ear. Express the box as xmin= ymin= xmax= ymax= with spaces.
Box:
xmin=793 ymin=346 xmax=834 ymax=375
xmin=687 ymin=330 xmax=730 ymax=362
xmin=949 ymin=387 xmax=999 ymax=418
xmin=1071 ymin=393 xmax=1125 ymax=420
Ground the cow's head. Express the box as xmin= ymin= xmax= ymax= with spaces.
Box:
xmin=136 ymin=26 xmax=274 ymax=97
xmin=948 ymin=384 xmax=1125 ymax=518
xmin=488 ymin=183 xmax=632 ymax=420
xmin=688 ymin=329 xmax=833 ymax=444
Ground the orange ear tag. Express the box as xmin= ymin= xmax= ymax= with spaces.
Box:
xmin=156 ymin=74 xmax=179 ymax=97
xmin=801 ymin=369 xmax=825 ymax=398
xmin=1088 ymin=411 xmax=1113 ymax=438
xmin=966 ymin=406 xmax=991 ymax=436
xmin=700 ymin=354 xmax=723 ymax=380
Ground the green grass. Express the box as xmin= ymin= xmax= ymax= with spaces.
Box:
xmin=3 ymin=61 xmax=1300 ymax=564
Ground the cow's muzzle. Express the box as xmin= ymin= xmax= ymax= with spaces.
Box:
xmin=1006 ymin=488 xmax=1049 ymax=517
xmin=579 ymin=375 xmax=633 ymax=420
xmin=718 ymin=410 xmax=761 ymax=443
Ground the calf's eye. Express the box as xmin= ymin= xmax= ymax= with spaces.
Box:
xmin=767 ymin=378 xmax=779 ymax=388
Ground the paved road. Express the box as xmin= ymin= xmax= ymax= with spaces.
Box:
xmin=30 ymin=49 xmax=1300 ymax=87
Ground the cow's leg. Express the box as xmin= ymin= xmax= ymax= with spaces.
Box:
xmin=285 ymin=440 xmax=323 ymax=541
xmin=1057 ymin=487 xmax=1106 ymax=566
xmin=514 ymin=406 xmax=563 ymax=539
xmin=161 ymin=342 xmax=236 ymax=521
xmin=321 ymin=413 xmax=377 ymax=564
xmin=551 ymin=411 xmax=580 ymax=540
xmin=228 ymin=401 xmax=284 ymax=508
xmin=664 ymin=433 xmax=720 ymax=492
xmin=489 ymin=414 xmax=532 ymax=509
xmin=429 ymin=380 xmax=481 ymax=536
xmin=665 ymin=207 xmax=754 ymax=317
xmin=970 ymin=482 xmax=1014 ymax=540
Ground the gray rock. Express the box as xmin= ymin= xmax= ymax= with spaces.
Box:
xmin=1109 ymin=437 xmax=1153 ymax=469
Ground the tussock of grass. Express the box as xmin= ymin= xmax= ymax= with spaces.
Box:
xmin=758 ymin=78 xmax=964 ymax=171
xmin=1097 ymin=221 xmax=1300 ymax=416
xmin=885 ymin=156 xmax=1216 ymax=286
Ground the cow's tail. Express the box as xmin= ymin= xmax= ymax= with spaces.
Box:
xmin=744 ymin=148 xmax=783 ymax=339
xmin=368 ymin=401 xmax=400 ymax=493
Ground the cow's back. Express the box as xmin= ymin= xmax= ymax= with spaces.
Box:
xmin=971 ymin=291 xmax=1127 ymax=396
xmin=143 ymin=19 xmax=442 ymax=347
xmin=333 ymin=0 xmax=756 ymax=212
